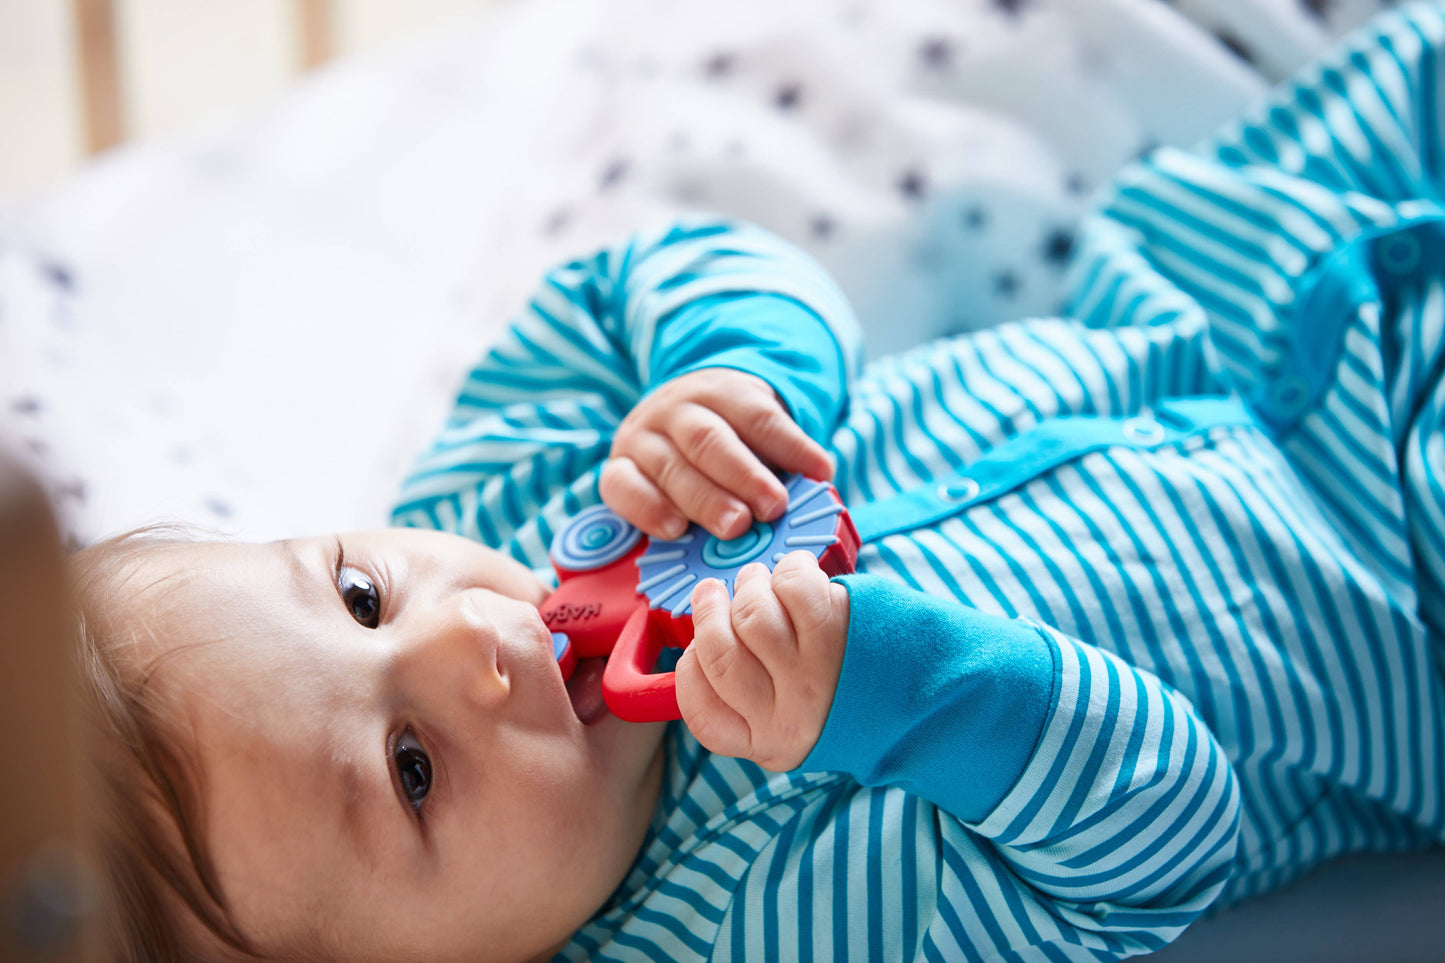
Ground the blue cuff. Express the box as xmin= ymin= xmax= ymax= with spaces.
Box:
xmin=648 ymin=292 xmax=847 ymax=443
xmin=799 ymin=574 xmax=1060 ymax=823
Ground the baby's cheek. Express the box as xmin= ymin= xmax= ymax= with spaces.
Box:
xmin=485 ymin=735 xmax=634 ymax=939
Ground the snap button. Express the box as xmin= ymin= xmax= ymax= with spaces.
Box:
xmin=1271 ymin=373 xmax=1311 ymax=416
xmin=1377 ymin=231 xmax=1422 ymax=276
xmin=1122 ymin=417 xmax=1165 ymax=444
xmin=937 ymin=477 xmax=980 ymax=503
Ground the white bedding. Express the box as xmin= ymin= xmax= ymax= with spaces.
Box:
xmin=2 ymin=0 xmax=1440 ymax=955
xmin=0 ymin=0 xmax=1391 ymax=545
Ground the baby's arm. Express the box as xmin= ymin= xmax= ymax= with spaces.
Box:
xmin=391 ymin=220 xmax=860 ymax=565
xmin=799 ymin=576 xmax=1241 ymax=959
xmin=679 ymin=564 xmax=1240 ymax=956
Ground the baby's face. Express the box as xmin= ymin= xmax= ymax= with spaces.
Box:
xmin=132 ymin=529 xmax=667 ymax=962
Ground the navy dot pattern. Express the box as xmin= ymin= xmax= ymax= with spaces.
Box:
xmin=0 ymin=242 xmax=251 ymax=543
xmin=498 ymin=0 xmax=1394 ymax=364
xmin=0 ymin=0 xmax=1396 ymax=543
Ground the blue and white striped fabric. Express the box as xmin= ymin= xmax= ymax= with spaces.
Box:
xmin=392 ymin=6 xmax=1445 ymax=959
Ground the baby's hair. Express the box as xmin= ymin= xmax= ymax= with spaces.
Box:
xmin=70 ymin=526 xmax=258 ymax=962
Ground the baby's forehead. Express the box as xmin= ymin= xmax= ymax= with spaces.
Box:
xmin=113 ymin=541 xmax=301 ymax=678
xmin=116 ymin=541 xmax=246 ymax=626
xmin=131 ymin=539 xmax=283 ymax=601
xmin=150 ymin=542 xmax=370 ymax=694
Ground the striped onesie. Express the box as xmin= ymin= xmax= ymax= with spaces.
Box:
xmin=391 ymin=6 xmax=1445 ymax=959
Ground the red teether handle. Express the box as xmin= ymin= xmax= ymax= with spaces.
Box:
xmin=602 ymin=606 xmax=684 ymax=722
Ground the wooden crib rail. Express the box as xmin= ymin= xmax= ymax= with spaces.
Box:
xmin=71 ymin=0 xmax=123 ymax=153
xmin=69 ymin=0 xmax=336 ymax=155
xmin=296 ymin=0 xmax=335 ymax=70
xmin=0 ymin=455 xmax=95 ymax=962
xmin=0 ymin=0 xmax=489 ymax=204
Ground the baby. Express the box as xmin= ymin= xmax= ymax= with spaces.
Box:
xmin=75 ymin=5 xmax=1445 ymax=961
xmin=75 ymin=369 xmax=845 ymax=962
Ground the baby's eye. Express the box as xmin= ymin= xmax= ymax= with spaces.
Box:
xmin=394 ymin=730 xmax=431 ymax=813
xmin=339 ymin=566 xmax=380 ymax=628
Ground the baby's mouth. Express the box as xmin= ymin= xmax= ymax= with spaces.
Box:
xmin=566 ymin=657 xmax=609 ymax=725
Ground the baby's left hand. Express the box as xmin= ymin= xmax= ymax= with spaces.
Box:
xmin=600 ymin=367 xmax=834 ymax=541
xmin=676 ymin=552 xmax=850 ymax=772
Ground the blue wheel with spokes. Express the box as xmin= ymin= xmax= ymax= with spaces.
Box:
xmin=634 ymin=475 xmax=846 ymax=617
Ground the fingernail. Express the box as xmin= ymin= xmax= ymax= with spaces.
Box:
xmin=720 ymin=507 xmax=747 ymax=534
xmin=663 ymin=518 xmax=688 ymax=539
xmin=700 ymin=578 xmax=729 ymax=604
xmin=758 ymin=494 xmax=786 ymax=520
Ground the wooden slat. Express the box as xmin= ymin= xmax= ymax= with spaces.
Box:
xmin=0 ymin=455 xmax=95 ymax=961
xmin=295 ymin=0 xmax=334 ymax=71
xmin=71 ymin=0 xmax=124 ymax=154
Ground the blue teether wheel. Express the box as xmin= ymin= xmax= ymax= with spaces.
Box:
xmin=634 ymin=475 xmax=846 ymax=617
xmin=550 ymin=504 xmax=643 ymax=572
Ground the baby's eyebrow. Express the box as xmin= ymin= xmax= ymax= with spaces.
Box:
xmin=307 ymin=736 xmax=380 ymax=871
xmin=337 ymin=751 xmax=372 ymax=862
xmin=276 ymin=540 xmax=390 ymax=862
xmin=278 ymin=539 xmax=317 ymax=605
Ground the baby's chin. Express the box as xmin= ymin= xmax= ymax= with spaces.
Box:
xmin=580 ymin=701 xmax=669 ymax=798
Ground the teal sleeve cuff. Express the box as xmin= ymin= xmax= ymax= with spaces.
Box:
xmin=647 ymin=292 xmax=848 ymax=443
xmin=798 ymin=574 xmax=1060 ymax=823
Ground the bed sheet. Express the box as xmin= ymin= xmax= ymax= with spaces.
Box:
xmin=1 ymin=0 xmax=1441 ymax=956
xmin=0 ymin=0 xmax=1391 ymax=545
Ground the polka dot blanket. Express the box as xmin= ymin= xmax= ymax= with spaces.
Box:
xmin=0 ymin=0 xmax=1390 ymax=543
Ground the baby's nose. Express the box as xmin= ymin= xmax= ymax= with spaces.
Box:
xmin=401 ymin=591 xmax=509 ymax=708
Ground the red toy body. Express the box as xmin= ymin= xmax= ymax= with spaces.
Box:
xmin=541 ymin=474 xmax=859 ymax=722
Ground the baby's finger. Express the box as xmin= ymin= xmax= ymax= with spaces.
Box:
xmin=770 ymin=551 xmax=849 ymax=663
xmin=668 ymin=403 xmax=790 ymax=523
xmin=627 ymin=433 xmax=752 ymax=540
xmin=689 ymin=577 xmax=776 ymax=723
xmin=713 ymin=393 xmax=835 ymax=484
xmin=675 ymin=647 xmax=752 ymax=759
xmin=599 ymin=456 xmax=687 ymax=540
xmin=729 ymin=562 xmax=798 ymax=674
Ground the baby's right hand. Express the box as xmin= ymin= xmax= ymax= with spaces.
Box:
xmin=675 ymin=552 xmax=849 ymax=772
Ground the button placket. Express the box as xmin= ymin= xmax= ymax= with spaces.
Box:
xmin=1122 ymin=417 xmax=1165 ymax=444
xmin=937 ymin=477 xmax=980 ymax=503
xmin=1376 ymin=231 xmax=1423 ymax=276
xmin=1269 ymin=373 xmax=1312 ymax=418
